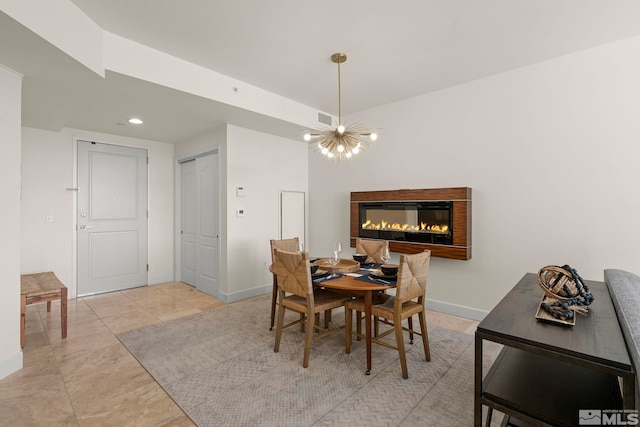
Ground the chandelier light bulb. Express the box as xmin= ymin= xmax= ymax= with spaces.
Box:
xmin=337 ymin=144 xmax=344 ymax=152
xmin=337 ymin=125 xmax=345 ymax=134
xmin=353 ymin=146 xmax=360 ymax=154
xmin=346 ymin=152 xmax=352 ymax=158
xmin=317 ymin=142 xmax=323 ymax=149
xmin=327 ymin=151 xmax=334 ymax=158
xmin=304 ymin=133 xmax=312 ymax=142
xmin=370 ymin=133 xmax=378 ymax=141
xmin=321 ymin=147 xmax=329 ymax=155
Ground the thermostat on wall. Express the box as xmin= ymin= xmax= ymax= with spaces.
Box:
xmin=236 ymin=209 xmax=245 ymax=218
xmin=236 ymin=186 xmax=245 ymax=197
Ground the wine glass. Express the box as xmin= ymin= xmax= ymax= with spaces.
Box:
xmin=380 ymin=246 xmax=390 ymax=265
xmin=328 ymin=250 xmax=339 ymax=266
xmin=333 ymin=242 xmax=342 ymax=257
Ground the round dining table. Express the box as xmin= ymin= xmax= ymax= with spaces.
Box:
xmin=271 ymin=258 xmax=395 ymax=375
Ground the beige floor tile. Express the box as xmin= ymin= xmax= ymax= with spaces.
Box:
xmin=100 ymin=309 xmax=163 ymax=334
xmin=154 ymin=282 xmax=201 ymax=300
xmin=76 ymin=381 xmax=187 ymax=427
xmin=426 ymin=309 xmax=476 ymax=333
xmin=83 ymin=297 xmax=141 ymax=318
xmin=156 ymin=307 xmax=202 ymax=322
xmin=66 ymin=350 xmax=153 ymax=415
xmin=128 ymin=291 xmax=181 ymax=309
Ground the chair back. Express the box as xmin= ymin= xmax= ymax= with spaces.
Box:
xmin=395 ymin=250 xmax=431 ymax=303
xmin=273 ymin=249 xmax=312 ymax=298
xmin=355 ymin=238 xmax=389 ymax=264
xmin=270 ymin=237 xmax=300 ymax=263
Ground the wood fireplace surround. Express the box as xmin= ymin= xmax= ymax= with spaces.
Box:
xmin=350 ymin=187 xmax=472 ymax=260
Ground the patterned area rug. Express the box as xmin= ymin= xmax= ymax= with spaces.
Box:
xmin=117 ymin=294 xmax=500 ymax=426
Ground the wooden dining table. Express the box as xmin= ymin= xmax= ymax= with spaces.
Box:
xmin=272 ymin=257 xmax=395 ymax=375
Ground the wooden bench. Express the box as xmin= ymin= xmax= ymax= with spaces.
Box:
xmin=20 ymin=272 xmax=67 ymax=348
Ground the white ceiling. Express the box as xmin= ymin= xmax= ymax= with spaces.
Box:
xmin=4 ymin=1 xmax=640 ymax=144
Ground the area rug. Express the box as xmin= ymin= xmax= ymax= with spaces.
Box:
xmin=117 ymin=294 xmax=501 ymax=426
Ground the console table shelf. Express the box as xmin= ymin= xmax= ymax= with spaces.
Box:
xmin=475 ymin=273 xmax=634 ymax=426
xmin=483 ymin=347 xmax=622 ymax=426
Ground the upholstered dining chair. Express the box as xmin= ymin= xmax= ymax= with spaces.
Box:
xmin=269 ymin=238 xmax=299 ymax=330
xmin=273 ymin=249 xmax=348 ymax=368
xmin=345 ymin=249 xmax=431 ymax=379
xmin=355 ymin=238 xmax=390 ymax=264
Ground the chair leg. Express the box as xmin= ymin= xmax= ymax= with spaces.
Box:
xmin=274 ymin=301 xmax=286 ymax=353
xmin=395 ymin=314 xmax=408 ymax=379
xmin=300 ymin=313 xmax=305 ymax=332
xmin=374 ymin=315 xmax=379 ymax=337
xmin=418 ymin=310 xmax=431 ymax=361
xmin=345 ymin=306 xmax=352 ymax=354
xmin=325 ymin=309 xmax=332 ymax=328
xmin=408 ymin=315 xmax=414 ymax=344
xmin=303 ymin=308 xmax=315 ymax=368
xmin=270 ymin=275 xmax=278 ymax=331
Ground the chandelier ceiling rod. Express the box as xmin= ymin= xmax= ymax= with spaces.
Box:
xmin=332 ymin=52 xmax=346 ymax=127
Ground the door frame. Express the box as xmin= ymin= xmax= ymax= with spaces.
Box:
xmin=174 ymin=147 xmax=221 ymax=287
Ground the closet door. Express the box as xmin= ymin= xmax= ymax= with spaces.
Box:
xmin=180 ymin=153 xmax=219 ymax=297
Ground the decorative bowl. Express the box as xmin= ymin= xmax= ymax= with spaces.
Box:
xmin=353 ymin=253 xmax=368 ymax=263
xmin=380 ymin=264 xmax=399 ymax=276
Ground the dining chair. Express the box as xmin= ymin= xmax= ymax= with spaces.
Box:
xmin=345 ymin=249 xmax=431 ymax=379
xmin=269 ymin=238 xmax=300 ymax=330
xmin=355 ymin=238 xmax=390 ymax=264
xmin=273 ymin=249 xmax=349 ymax=368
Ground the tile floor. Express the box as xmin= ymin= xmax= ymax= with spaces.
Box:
xmin=0 ymin=282 xmax=478 ymax=426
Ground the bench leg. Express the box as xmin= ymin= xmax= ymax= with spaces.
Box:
xmin=61 ymin=287 xmax=67 ymax=339
xmin=21 ymin=295 xmax=26 ymax=348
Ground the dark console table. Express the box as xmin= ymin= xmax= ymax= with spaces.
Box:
xmin=475 ymin=273 xmax=635 ymax=426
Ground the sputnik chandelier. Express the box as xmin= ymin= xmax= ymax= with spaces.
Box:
xmin=304 ymin=53 xmax=378 ymax=161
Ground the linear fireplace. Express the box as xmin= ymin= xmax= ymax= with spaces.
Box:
xmin=350 ymin=188 xmax=471 ymax=260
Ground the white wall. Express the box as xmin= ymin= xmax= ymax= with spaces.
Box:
xmin=0 ymin=65 xmax=23 ymax=379
xmin=224 ymin=125 xmax=308 ymax=301
xmin=310 ymin=35 xmax=640 ymax=318
xmin=20 ymin=127 xmax=175 ymax=298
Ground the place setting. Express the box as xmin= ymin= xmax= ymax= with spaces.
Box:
xmin=352 ymin=247 xmax=399 ymax=285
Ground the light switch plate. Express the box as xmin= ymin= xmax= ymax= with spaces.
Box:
xmin=236 ymin=186 xmax=245 ymax=197
xmin=236 ymin=209 xmax=245 ymax=218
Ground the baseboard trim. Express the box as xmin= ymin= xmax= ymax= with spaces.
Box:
xmin=222 ymin=284 xmax=272 ymax=304
xmin=425 ymin=298 xmax=488 ymax=321
xmin=0 ymin=349 xmax=23 ymax=381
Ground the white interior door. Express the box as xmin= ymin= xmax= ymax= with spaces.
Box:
xmin=179 ymin=153 xmax=219 ymax=296
xmin=280 ymin=190 xmax=306 ymax=247
xmin=77 ymin=141 xmax=148 ymax=296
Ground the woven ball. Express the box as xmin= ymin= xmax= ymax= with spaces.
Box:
xmin=537 ymin=265 xmax=581 ymax=301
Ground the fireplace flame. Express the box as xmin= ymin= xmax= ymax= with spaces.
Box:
xmin=362 ymin=219 xmax=449 ymax=234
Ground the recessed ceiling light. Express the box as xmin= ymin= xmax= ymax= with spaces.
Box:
xmin=128 ymin=118 xmax=143 ymax=124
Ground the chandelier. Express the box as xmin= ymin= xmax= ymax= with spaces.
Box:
xmin=304 ymin=53 xmax=378 ymax=160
